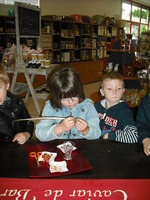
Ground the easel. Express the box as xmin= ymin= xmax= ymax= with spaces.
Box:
xmin=10 ymin=47 xmax=41 ymax=115
xmin=10 ymin=2 xmax=41 ymax=115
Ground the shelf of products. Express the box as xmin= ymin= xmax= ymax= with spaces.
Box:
xmin=0 ymin=16 xmax=16 ymax=60
xmin=61 ymin=21 xmax=75 ymax=62
xmin=140 ymin=31 xmax=150 ymax=61
xmin=0 ymin=15 xmax=143 ymax=85
xmin=75 ymin=23 xmax=81 ymax=61
xmin=0 ymin=16 xmax=38 ymax=61
xmin=40 ymin=16 xmax=125 ymax=64
xmin=1 ymin=15 xmax=139 ymax=65
xmin=97 ymin=25 xmax=118 ymax=59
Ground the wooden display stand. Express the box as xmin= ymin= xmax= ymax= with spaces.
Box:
xmin=10 ymin=59 xmax=41 ymax=114
xmin=9 ymin=2 xmax=57 ymax=115
xmin=10 ymin=3 xmax=40 ymax=114
xmin=8 ymin=65 xmax=57 ymax=115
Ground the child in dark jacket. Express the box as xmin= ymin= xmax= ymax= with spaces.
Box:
xmin=136 ymin=94 xmax=150 ymax=156
xmin=95 ymin=71 xmax=138 ymax=143
xmin=136 ymin=68 xmax=150 ymax=156
xmin=0 ymin=66 xmax=34 ymax=144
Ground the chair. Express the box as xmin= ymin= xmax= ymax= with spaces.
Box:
xmin=90 ymin=92 xmax=104 ymax=103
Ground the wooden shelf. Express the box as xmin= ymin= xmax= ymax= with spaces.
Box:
xmin=107 ymin=49 xmax=140 ymax=53
xmin=6 ymin=66 xmax=56 ymax=76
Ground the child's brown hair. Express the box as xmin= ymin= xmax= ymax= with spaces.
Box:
xmin=47 ymin=67 xmax=85 ymax=109
xmin=100 ymin=71 xmax=124 ymax=89
xmin=0 ymin=65 xmax=10 ymax=85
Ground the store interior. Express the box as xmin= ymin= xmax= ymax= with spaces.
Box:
xmin=0 ymin=0 xmax=150 ymax=118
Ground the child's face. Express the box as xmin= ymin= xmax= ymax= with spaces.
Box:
xmin=100 ymin=78 xmax=125 ymax=107
xmin=0 ymin=80 xmax=10 ymax=105
xmin=61 ymin=97 xmax=79 ymax=109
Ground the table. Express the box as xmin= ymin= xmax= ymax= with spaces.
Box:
xmin=0 ymin=139 xmax=150 ymax=200
xmin=0 ymin=139 xmax=149 ymax=179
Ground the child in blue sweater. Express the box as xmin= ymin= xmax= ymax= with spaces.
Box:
xmin=35 ymin=67 xmax=101 ymax=141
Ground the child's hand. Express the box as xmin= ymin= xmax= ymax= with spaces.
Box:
xmin=103 ymin=132 xmax=108 ymax=139
xmin=75 ymin=118 xmax=89 ymax=135
xmin=61 ymin=117 xmax=76 ymax=131
xmin=12 ymin=132 xmax=30 ymax=145
xmin=142 ymin=138 xmax=150 ymax=156
xmin=55 ymin=117 xmax=76 ymax=135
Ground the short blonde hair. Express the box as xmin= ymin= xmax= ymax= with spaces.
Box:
xmin=0 ymin=65 xmax=10 ymax=85
xmin=101 ymin=71 xmax=124 ymax=89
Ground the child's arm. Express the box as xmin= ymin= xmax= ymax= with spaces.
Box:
xmin=77 ymin=99 xmax=101 ymax=139
xmin=75 ymin=118 xmax=89 ymax=135
xmin=19 ymin=99 xmax=34 ymax=139
xmin=102 ymin=105 xmax=138 ymax=143
xmin=35 ymin=102 xmax=75 ymax=141
xmin=54 ymin=117 xmax=76 ymax=136
xmin=106 ymin=125 xmax=138 ymax=143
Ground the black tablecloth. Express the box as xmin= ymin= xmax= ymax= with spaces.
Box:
xmin=0 ymin=139 xmax=149 ymax=179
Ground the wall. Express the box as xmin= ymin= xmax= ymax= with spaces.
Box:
xmin=40 ymin=0 xmax=121 ymax=18
xmin=0 ymin=4 xmax=14 ymax=16
xmin=0 ymin=0 xmax=150 ymax=18
xmin=0 ymin=0 xmax=122 ymax=18
xmin=134 ymin=0 xmax=150 ymax=7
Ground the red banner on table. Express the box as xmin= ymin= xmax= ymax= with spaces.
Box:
xmin=0 ymin=178 xmax=149 ymax=200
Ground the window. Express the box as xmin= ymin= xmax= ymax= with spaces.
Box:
xmin=122 ymin=0 xmax=149 ymax=37
xmin=131 ymin=24 xmax=139 ymax=39
xmin=124 ymin=22 xmax=131 ymax=34
xmin=132 ymin=4 xmax=140 ymax=22
xmin=122 ymin=2 xmax=131 ymax=20
xmin=141 ymin=8 xmax=149 ymax=24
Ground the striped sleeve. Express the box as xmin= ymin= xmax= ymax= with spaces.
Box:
xmin=115 ymin=125 xmax=138 ymax=143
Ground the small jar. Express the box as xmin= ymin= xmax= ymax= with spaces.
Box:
xmin=45 ymin=60 xmax=50 ymax=67
xmin=38 ymin=54 xmax=44 ymax=60
xmin=32 ymin=54 xmax=38 ymax=61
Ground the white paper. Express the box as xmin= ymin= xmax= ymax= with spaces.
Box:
xmin=38 ymin=151 xmax=57 ymax=162
xmin=49 ymin=161 xmax=68 ymax=173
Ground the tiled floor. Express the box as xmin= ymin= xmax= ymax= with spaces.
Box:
xmin=26 ymin=81 xmax=101 ymax=118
